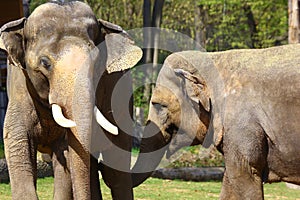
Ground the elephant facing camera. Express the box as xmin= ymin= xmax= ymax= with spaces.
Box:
xmin=0 ymin=1 xmax=142 ymax=200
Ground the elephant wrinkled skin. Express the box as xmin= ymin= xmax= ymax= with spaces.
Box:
xmin=0 ymin=1 xmax=141 ymax=200
xmin=132 ymin=44 xmax=300 ymax=199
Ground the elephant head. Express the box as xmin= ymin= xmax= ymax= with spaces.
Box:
xmin=0 ymin=1 xmax=141 ymax=199
xmin=132 ymin=51 xmax=225 ymax=187
xmin=1 ymin=2 xmax=141 ymax=132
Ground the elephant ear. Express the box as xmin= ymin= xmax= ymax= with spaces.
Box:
xmin=98 ymin=19 xmax=142 ymax=73
xmin=174 ymin=67 xmax=223 ymax=148
xmin=0 ymin=18 xmax=26 ymax=69
xmin=174 ymin=68 xmax=219 ymax=148
xmin=174 ymin=68 xmax=210 ymax=112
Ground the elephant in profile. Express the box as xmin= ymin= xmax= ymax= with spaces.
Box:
xmin=0 ymin=1 xmax=142 ymax=200
xmin=132 ymin=45 xmax=300 ymax=199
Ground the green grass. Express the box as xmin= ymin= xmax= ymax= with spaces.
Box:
xmin=0 ymin=177 xmax=300 ymax=199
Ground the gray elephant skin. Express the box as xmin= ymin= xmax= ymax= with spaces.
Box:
xmin=132 ymin=44 xmax=300 ymax=199
xmin=0 ymin=1 xmax=142 ymax=200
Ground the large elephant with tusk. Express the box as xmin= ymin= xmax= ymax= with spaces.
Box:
xmin=0 ymin=1 xmax=142 ymax=200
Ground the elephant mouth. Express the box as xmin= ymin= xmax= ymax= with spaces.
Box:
xmin=51 ymin=103 xmax=118 ymax=135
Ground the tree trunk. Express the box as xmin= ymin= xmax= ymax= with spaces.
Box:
xmin=142 ymin=0 xmax=153 ymax=105
xmin=194 ymin=5 xmax=207 ymax=49
xmin=142 ymin=0 xmax=152 ymax=64
xmin=288 ymin=0 xmax=300 ymax=43
xmin=141 ymin=0 xmax=165 ymax=105
xmin=244 ymin=4 xmax=257 ymax=48
xmin=133 ymin=106 xmax=144 ymax=147
xmin=151 ymin=0 xmax=165 ymax=88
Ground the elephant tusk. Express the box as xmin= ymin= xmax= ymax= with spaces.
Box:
xmin=51 ymin=104 xmax=76 ymax=128
xmin=94 ymin=107 xmax=118 ymax=135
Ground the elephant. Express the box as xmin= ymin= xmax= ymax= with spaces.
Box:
xmin=132 ymin=44 xmax=300 ymax=199
xmin=0 ymin=1 xmax=142 ymax=200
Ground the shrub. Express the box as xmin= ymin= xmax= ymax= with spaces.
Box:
xmin=0 ymin=143 xmax=4 ymax=159
xmin=168 ymin=146 xmax=224 ymax=168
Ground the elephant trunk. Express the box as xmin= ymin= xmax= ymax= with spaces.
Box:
xmin=131 ymin=122 xmax=169 ymax=187
xmin=68 ymin=73 xmax=96 ymax=199
xmin=47 ymin=47 xmax=96 ymax=198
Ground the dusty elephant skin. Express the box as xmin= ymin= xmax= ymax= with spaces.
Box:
xmin=0 ymin=1 xmax=142 ymax=200
xmin=132 ymin=44 xmax=300 ymax=199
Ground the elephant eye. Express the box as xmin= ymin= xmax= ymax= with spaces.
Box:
xmin=40 ymin=56 xmax=52 ymax=70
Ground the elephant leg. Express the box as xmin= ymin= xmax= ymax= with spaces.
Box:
xmin=100 ymin=133 xmax=133 ymax=200
xmin=222 ymin=162 xmax=264 ymax=200
xmin=99 ymin=162 xmax=133 ymax=200
xmin=52 ymin=138 xmax=73 ymax=200
xmin=219 ymin=171 xmax=239 ymax=200
xmin=4 ymin=128 xmax=38 ymax=200
xmin=90 ymin=155 xmax=102 ymax=200
xmin=222 ymin=125 xmax=267 ymax=200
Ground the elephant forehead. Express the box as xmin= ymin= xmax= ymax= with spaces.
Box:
xmin=24 ymin=2 xmax=98 ymax=40
xmin=55 ymin=46 xmax=91 ymax=70
xmin=30 ymin=2 xmax=95 ymax=19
